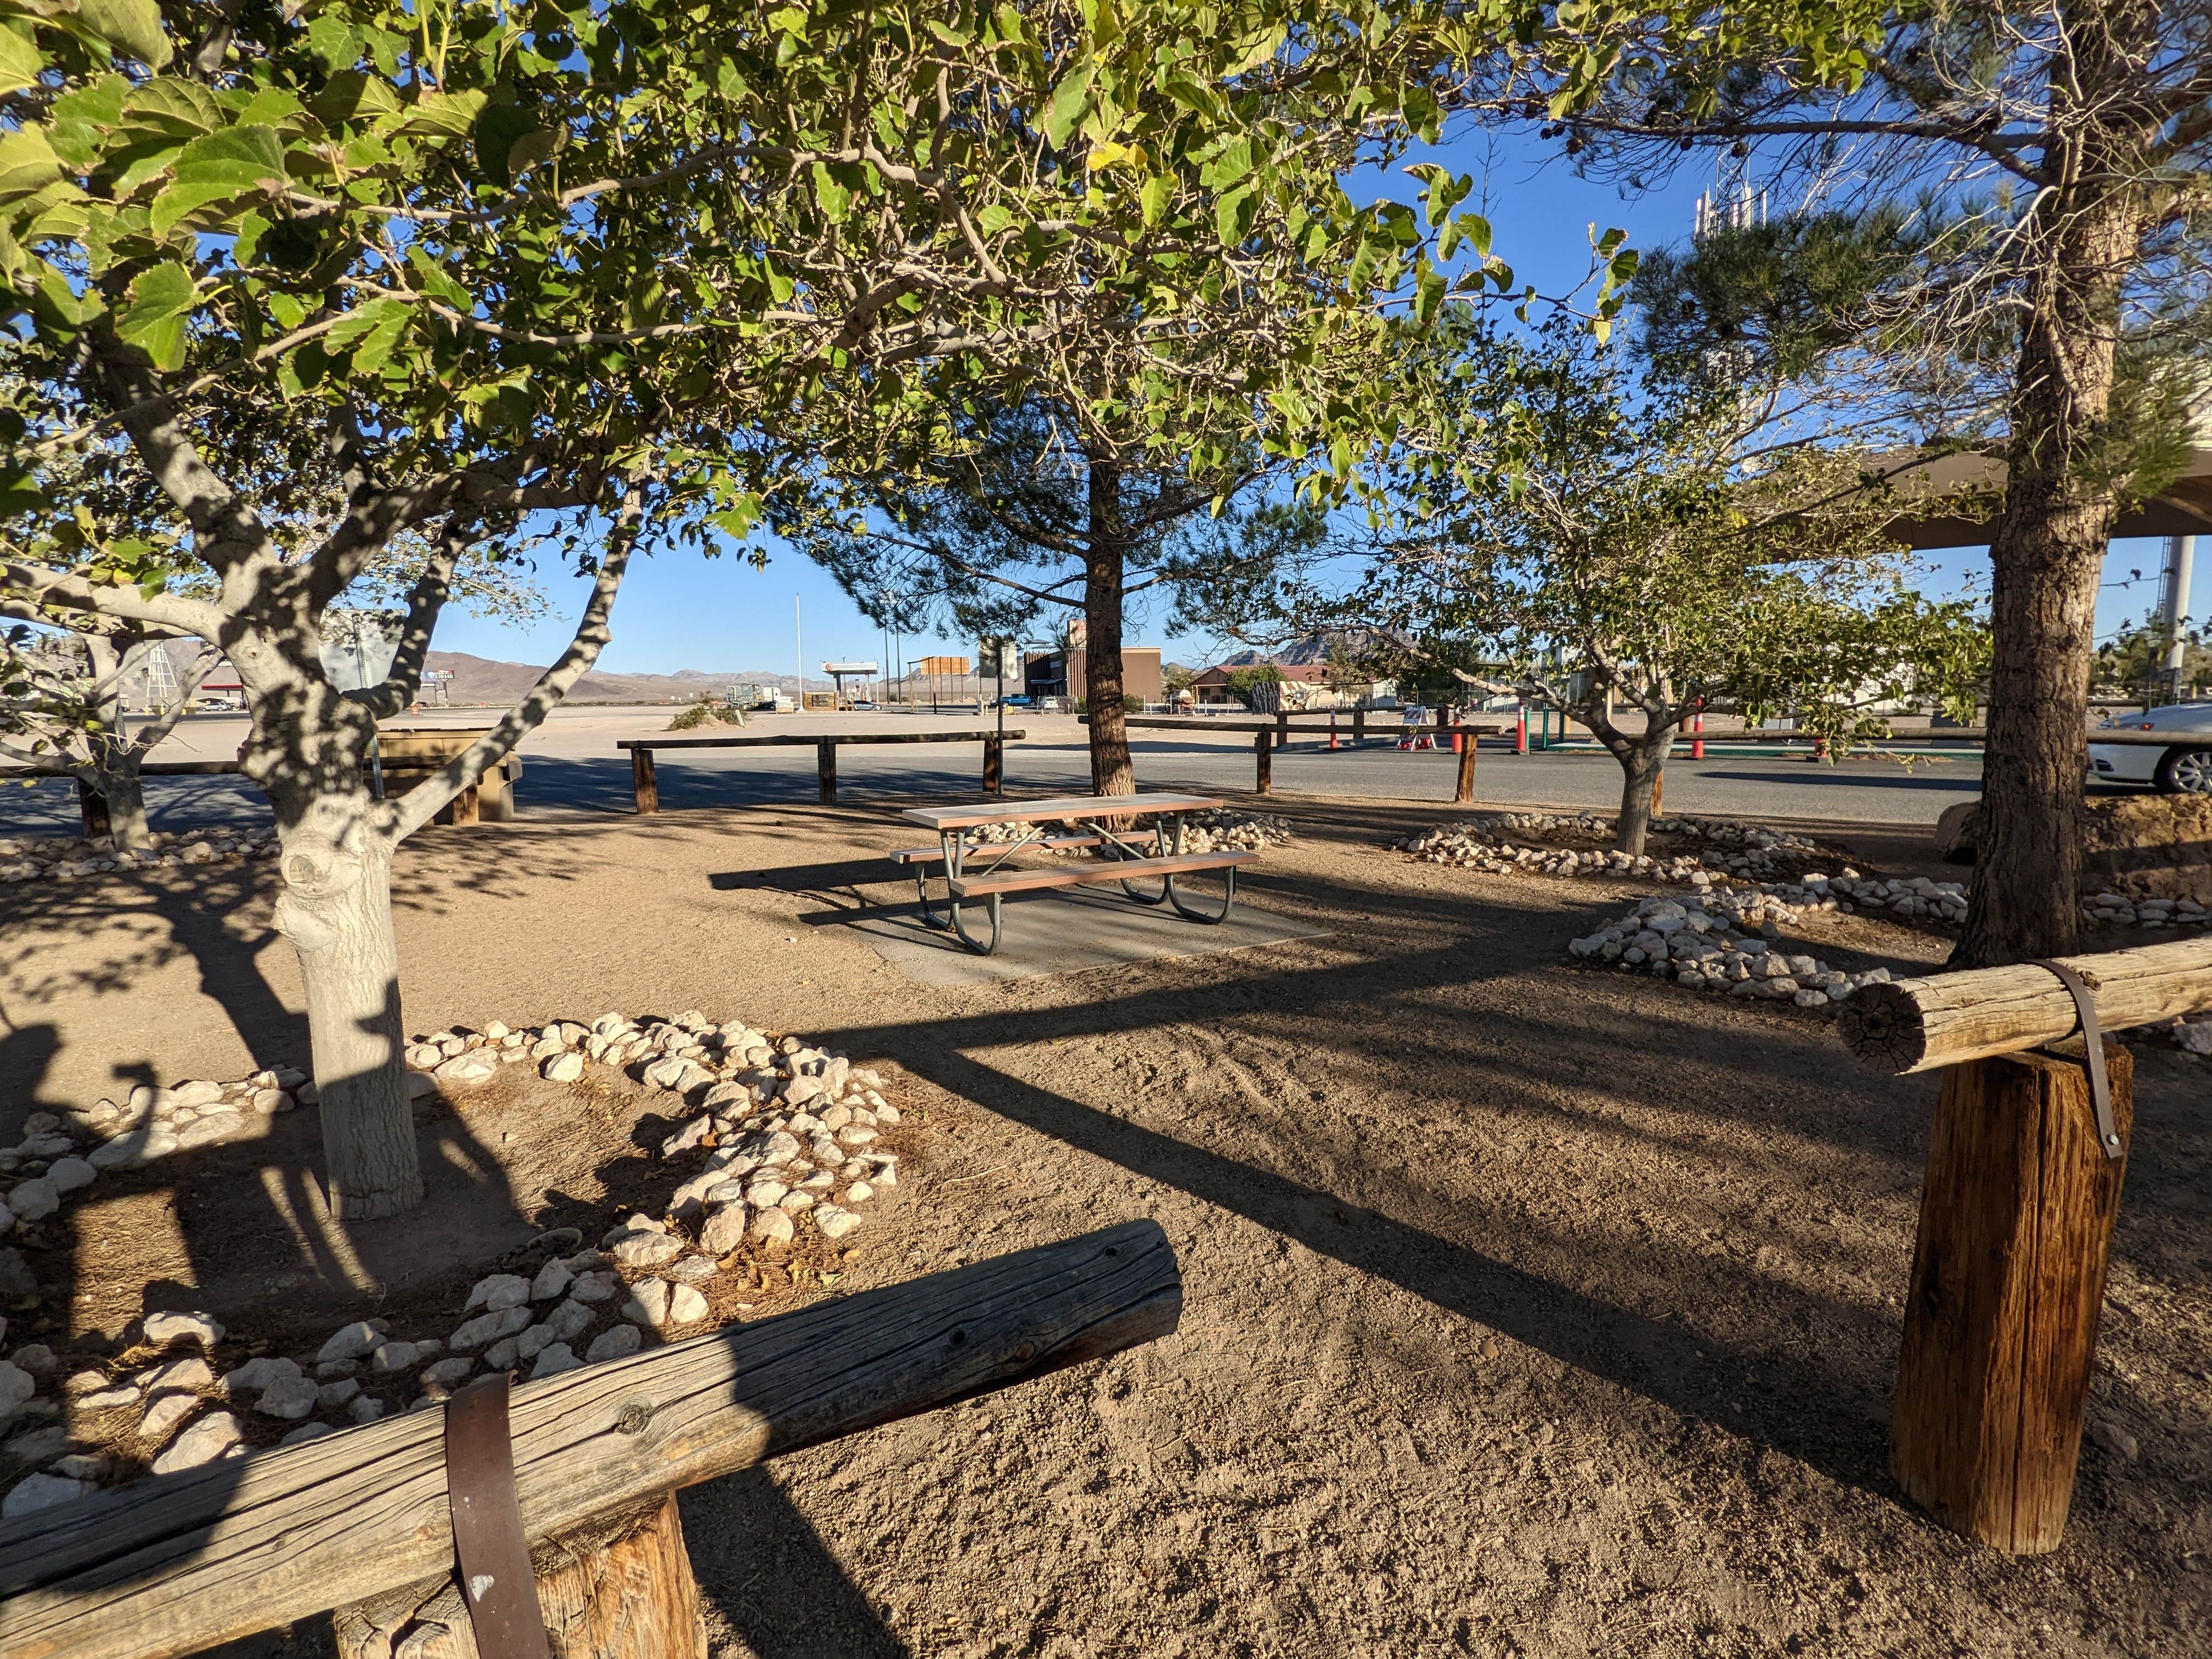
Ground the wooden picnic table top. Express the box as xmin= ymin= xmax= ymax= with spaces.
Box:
xmin=901 ymin=791 xmax=1221 ymax=831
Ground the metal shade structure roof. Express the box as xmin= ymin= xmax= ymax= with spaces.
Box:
xmin=1872 ymin=445 xmax=2212 ymax=548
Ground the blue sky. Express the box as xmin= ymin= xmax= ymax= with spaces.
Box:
xmin=431 ymin=132 xmax=2185 ymax=678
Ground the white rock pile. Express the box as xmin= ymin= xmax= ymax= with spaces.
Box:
xmin=0 ymin=1009 xmax=916 ymax=1520
xmin=1775 ymin=871 xmax=1968 ymax=924
xmin=1177 ymin=809 xmax=1294 ymax=853
xmin=966 ymin=810 xmax=1292 ymax=856
xmin=0 ymin=826 xmax=280 ymax=884
xmin=1568 ymin=889 xmax=1899 ymax=1008
xmin=50 ymin=1069 xmax=326 ymax=1182
xmin=2 ymin=1110 xmax=120 ymax=1240
xmin=2082 ymin=891 xmax=2210 ymax=930
xmin=415 ymin=1006 xmax=906 ymax=1245
xmin=1397 ymin=812 xmax=1820 ymax=883
xmin=1399 ymin=820 xmax=1708 ymax=881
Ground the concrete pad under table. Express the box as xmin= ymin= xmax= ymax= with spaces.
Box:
xmin=849 ymin=884 xmax=1331 ymax=985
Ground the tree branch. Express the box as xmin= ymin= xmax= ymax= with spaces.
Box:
xmin=349 ymin=523 xmax=465 ymax=720
xmin=386 ymin=490 xmax=643 ymax=842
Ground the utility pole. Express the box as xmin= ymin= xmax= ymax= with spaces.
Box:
xmin=2159 ymin=534 xmax=2196 ymax=703
xmin=794 ymin=594 xmax=803 ymax=709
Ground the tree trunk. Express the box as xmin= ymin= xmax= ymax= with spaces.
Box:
xmin=95 ymin=758 xmax=152 ymax=850
xmin=78 ymin=634 xmax=155 ymax=850
xmin=1084 ymin=455 xmax=1133 ymax=797
xmin=273 ymin=817 xmax=423 ymax=1220
xmin=1955 ymin=28 xmax=2151 ymax=967
xmin=1612 ymin=729 xmax=1674 ymax=855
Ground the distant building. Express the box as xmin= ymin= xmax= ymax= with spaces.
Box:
xmin=1187 ymin=661 xmax=1395 ymax=709
xmin=1023 ymin=646 xmax=1163 ymax=707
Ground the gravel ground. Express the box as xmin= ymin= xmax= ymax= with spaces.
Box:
xmin=2 ymin=792 xmax=2206 ymax=1659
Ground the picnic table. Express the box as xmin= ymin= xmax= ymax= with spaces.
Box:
xmin=893 ymin=792 xmax=1255 ymax=955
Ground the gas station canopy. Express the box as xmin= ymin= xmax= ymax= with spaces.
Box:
xmin=1870 ymin=445 xmax=2212 ymax=548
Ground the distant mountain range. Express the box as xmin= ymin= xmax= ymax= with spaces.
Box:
xmin=425 ymin=652 xmax=807 ymax=706
xmin=1209 ymin=632 xmax=1346 ymax=669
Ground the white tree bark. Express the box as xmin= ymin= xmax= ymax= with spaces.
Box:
xmin=273 ymin=816 xmax=422 ymax=1219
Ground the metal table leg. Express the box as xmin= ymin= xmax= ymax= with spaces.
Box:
xmin=945 ymin=827 xmax=1003 ymax=955
xmin=1165 ymin=810 xmax=1235 ymax=923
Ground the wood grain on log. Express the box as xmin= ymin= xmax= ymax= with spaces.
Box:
xmin=1889 ymin=1046 xmax=2132 ymax=1551
xmin=334 ymin=1496 xmax=704 ymax=1659
xmin=0 ymin=1222 xmax=1178 ymax=1659
xmin=1834 ymin=938 xmax=2212 ymax=1073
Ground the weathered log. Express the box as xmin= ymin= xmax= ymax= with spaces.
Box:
xmin=0 ymin=1221 xmax=1179 ymax=1659
xmin=1834 ymin=937 xmax=2212 ymax=1074
xmin=334 ymin=1495 xmax=704 ymax=1659
xmin=1890 ymin=1044 xmax=2132 ymax=1551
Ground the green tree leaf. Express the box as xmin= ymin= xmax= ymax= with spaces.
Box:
xmin=1042 ymin=60 xmax=1096 ymax=148
xmin=115 ymin=260 xmax=195 ymax=369
xmin=472 ymin=102 xmax=544 ymax=189
xmin=0 ymin=20 xmax=40 ymax=98
xmin=76 ymin=0 xmax=172 ymax=70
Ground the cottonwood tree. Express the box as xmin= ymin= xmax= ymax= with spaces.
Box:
xmin=0 ymin=2 xmax=1474 ymax=1215
xmin=1323 ymin=319 xmax=1989 ymax=853
xmin=1463 ymin=0 xmax=2212 ymax=960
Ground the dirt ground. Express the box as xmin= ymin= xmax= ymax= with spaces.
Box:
xmin=2 ymin=791 xmax=2208 ymax=1658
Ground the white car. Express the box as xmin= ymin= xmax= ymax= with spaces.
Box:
xmin=2089 ymin=703 xmax=2212 ymax=793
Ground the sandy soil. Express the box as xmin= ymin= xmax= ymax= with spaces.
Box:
xmin=2 ymin=791 xmax=2207 ymax=1658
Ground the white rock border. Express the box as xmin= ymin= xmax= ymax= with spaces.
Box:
xmin=1 ymin=1007 xmax=920 ymax=1521
xmin=0 ymin=825 xmax=280 ymax=885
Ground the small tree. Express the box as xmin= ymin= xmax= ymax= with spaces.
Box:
xmin=0 ymin=623 xmax=213 ymax=844
xmin=1473 ymin=0 xmax=2212 ymax=959
xmin=1223 ymin=662 xmax=1288 ymax=708
xmin=1332 ymin=319 xmax=1989 ymax=853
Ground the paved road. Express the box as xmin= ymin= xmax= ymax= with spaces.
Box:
xmin=0 ymin=704 xmax=2007 ymax=838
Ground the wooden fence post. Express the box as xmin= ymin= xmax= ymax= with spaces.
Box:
xmin=1254 ymin=729 xmax=1272 ymax=795
xmin=1889 ymin=1040 xmax=2134 ymax=1553
xmin=817 ymin=740 xmax=837 ymax=803
xmin=76 ymin=776 xmax=111 ymax=840
xmin=629 ymin=749 xmax=658 ymax=816
xmin=336 ymin=1495 xmax=703 ymax=1659
xmin=1453 ymin=732 xmax=1476 ymax=804
xmin=1352 ymin=707 xmax=1366 ymax=743
xmin=983 ymin=737 xmax=1002 ymax=795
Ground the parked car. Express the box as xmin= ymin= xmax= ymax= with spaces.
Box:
xmin=993 ymin=694 xmax=1035 ymax=709
xmin=2089 ymin=703 xmax=2212 ymax=793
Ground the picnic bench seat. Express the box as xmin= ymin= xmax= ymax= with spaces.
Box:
xmin=895 ymin=792 xmax=1251 ymax=955
xmin=887 ymin=833 xmax=1102 ymax=864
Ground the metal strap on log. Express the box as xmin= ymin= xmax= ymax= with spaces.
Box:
xmin=444 ymin=1375 xmax=551 ymax=1659
xmin=0 ymin=1221 xmax=1179 ymax=1659
xmin=1834 ymin=937 xmax=2212 ymax=1073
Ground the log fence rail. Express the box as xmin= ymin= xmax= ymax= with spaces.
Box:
xmin=0 ymin=1221 xmax=1178 ymax=1659
xmin=616 ymin=729 xmax=1025 ymax=812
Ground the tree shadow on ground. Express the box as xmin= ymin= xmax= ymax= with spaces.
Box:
xmin=682 ymin=1468 xmax=911 ymax=1659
